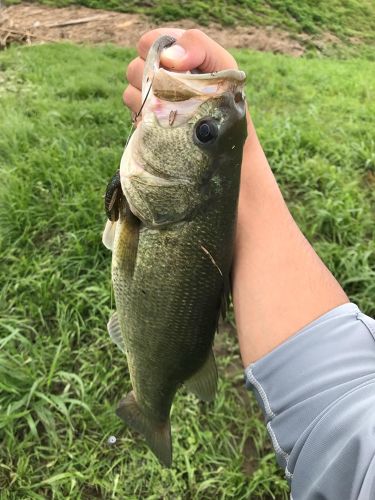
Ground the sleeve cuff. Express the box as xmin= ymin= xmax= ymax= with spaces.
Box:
xmin=244 ymin=302 xmax=375 ymax=491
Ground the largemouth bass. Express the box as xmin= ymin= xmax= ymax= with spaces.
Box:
xmin=102 ymin=35 xmax=247 ymax=467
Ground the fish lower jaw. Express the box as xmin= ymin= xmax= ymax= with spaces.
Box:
xmin=123 ymin=164 xmax=193 ymax=188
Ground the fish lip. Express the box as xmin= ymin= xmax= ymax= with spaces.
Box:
xmin=144 ymin=68 xmax=246 ymax=126
xmin=161 ymin=68 xmax=246 ymax=82
xmin=142 ymin=35 xmax=245 ymax=83
xmin=150 ymin=68 xmax=246 ymax=102
xmin=141 ymin=35 xmax=246 ymax=124
xmin=142 ymin=35 xmax=246 ymax=101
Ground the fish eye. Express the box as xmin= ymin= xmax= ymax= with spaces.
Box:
xmin=194 ymin=118 xmax=218 ymax=144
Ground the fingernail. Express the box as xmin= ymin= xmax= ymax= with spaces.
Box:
xmin=162 ymin=44 xmax=186 ymax=60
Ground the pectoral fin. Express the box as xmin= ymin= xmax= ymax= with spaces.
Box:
xmin=105 ymin=170 xmax=121 ymax=222
xmin=103 ymin=169 xmax=140 ymax=276
xmin=184 ymin=349 xmax=218 ymax=402
xmin=107 ymin=311 xmax=125 ymax=353
xmin=116 ymin=391 xmax=172 ymax=467
xmin=102 ymin=170 xmax=122 ymax=251
xmin=116 ymin=199 xmax=140 ymax=278
xmin=102 ymin=219 xmax=117 ymax=251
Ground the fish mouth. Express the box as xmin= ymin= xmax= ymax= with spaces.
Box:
xmin=151 ymin=68 xmax=246 ymax=102
xmin=141 ymin=35 xmax=246 ymax=127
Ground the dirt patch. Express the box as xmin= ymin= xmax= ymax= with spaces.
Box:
xmin=242 ymin=436 xmax=258 ymax=475
xmin=364 ymin=171 xmax=375 ymax=186
xmin=0 ymin=3 xmax=306 ymax=55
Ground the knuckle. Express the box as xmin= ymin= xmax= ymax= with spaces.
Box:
xmin=123 ymin=86 xmax=133 ymax=106
xmin=126 ymin=59 xmax=136 ymax=82
xmin=127 ymin=58 xmax=144 ymax=88
xmin=187 ymin=28 xmax=205 ymax=40
xmin=136 ymin=31 xmax=150 ymax=56
xmin=229 ymin=54 xmax=238 ymax=68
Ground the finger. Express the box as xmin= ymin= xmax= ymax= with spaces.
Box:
xmin=123 ymin=85 xmax=142 ymax=114
xmin=137 ymin=28 xmax=185 ymax=60
xmin=126 ymin=57 xmax=145 ymax=91
xmin=160 ymin=29 xmax=237 ymax=73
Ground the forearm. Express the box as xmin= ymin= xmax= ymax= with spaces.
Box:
xmin=245 ymin=303 xmax=375 ymax=499
xmin=233 ymin=114 xmax=348 ymax=365
xmin=127 ymin=29 xmax=348 ymax=365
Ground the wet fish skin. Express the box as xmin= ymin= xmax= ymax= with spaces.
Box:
xmin=106 ymin=36 xmax=247 ymax=467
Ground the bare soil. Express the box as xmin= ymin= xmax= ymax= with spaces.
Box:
xmin=0 ymin=3 xmax=307 ymax=55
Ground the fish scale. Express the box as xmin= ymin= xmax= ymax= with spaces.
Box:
xmin=103 ymin=35 xmax=247 ymax=467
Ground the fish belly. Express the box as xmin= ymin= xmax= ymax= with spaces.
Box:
xmin=113 ymin=212 xmax=233 ymax=423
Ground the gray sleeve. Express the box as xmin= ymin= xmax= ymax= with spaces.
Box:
xmin=244 ymin=303 xmax=375 ymax=500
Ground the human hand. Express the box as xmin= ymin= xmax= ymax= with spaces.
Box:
xmin=123 ymin=28 xmax=238 ymax=116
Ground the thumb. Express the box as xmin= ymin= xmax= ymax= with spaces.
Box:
xmin=160 ymin=29 xmax=237 ymax=73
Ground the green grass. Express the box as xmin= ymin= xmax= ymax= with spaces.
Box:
xmin=4 ymin=0 xmax=375 ymax=43
xmin=0 ymin=42 xmax=374 ymax=498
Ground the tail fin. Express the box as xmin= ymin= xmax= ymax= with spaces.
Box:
xmin=116 ymin=391 xmax=172 ymax=467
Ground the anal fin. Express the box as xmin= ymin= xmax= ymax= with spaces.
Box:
xmin=116 ymin=391 xmax=172 ymax=467
xmin=184 ymin=349 xmax=218 ymax=402
xmin=107 ymin=312 xmax=125 ymax=353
